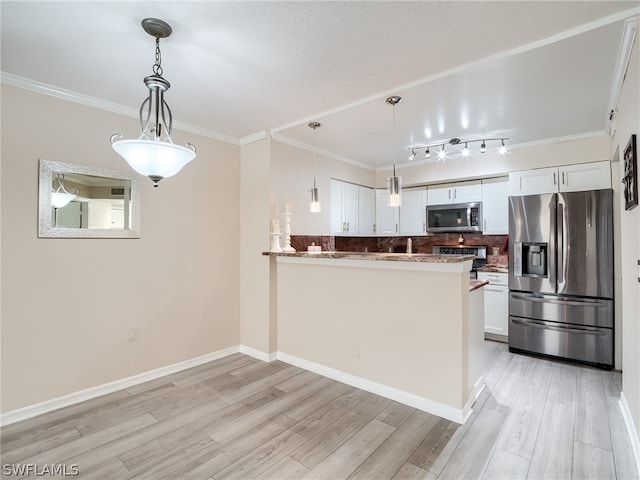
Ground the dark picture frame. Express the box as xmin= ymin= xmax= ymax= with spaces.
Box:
xmin=623 ymin=134 xmax=638 ymax=211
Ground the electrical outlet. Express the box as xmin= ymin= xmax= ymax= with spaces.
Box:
xmin=352 ymin=345 xmax=360 ymax=360
xmin=128 ymin=328 xmax=138 ymax=342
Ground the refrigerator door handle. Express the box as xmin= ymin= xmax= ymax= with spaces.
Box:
xmin=511 ymin=293 xmax=609 ymax=308
xmin=511 ymin=318 xmax=608 ymax=336
xmin=557 ymin=200 xmax=566 ymax=290
xmin=548 ymin=196 xmax=557 ymax=287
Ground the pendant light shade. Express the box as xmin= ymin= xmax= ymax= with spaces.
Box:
xmin=111 ymin=18 xmax=196 ymax=187
xmin=386 ymin=96 xmax=402 ymax=207
xmin=387 ymin=165 xmax=402 ymax=208
xmin=308 ymin=122 xmax=322 ymax=213
xmin=111 ymin=139 xmax=195 ymax=182
xmin=309 ymin=178 xmax=321 ymax=213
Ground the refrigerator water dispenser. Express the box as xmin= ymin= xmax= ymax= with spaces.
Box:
xmin=513 ymin=242 xmax=548 ymax=277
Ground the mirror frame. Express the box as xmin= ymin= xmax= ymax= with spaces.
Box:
xmin=39 ymin=159 xmax=141 ymax=238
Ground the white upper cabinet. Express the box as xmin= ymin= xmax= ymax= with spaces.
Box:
xmin=509 ymin=166 xmax=558 ymax=195
xmin=481 ymin=177 xmax=509 ymax=235
xmin=509 ymin=161 xmax=611 ymax=196
xmin=376 ymin=189 xmax=400 ymax=236
xmin=559 ymin=161 xmax=611 ymax=192
xmin=427 ymin=180 xmax=481 ymax=205
xmin=330 ymin=179 xmax=359 ymax=235
xmin=358 ymin=186 xmax=376 ymax=236
xmin=400 ymin=187 xmax=427 ymax=235
xmin=331 ymin=180 xmax=377 ymax=236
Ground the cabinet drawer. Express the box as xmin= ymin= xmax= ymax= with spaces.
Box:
xmin=477 ymin=271 xmax=508 ymax=285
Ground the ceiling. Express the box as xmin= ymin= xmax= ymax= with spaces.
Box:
xmin=2 ymin=1 xmax=639 ymax=170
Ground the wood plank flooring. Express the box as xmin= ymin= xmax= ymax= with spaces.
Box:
xmin=1 ymin=342 xmax=638 ymax=479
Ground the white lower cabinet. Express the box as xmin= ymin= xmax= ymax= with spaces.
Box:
xmin=477 ymin=272 xmax=509 ymax=338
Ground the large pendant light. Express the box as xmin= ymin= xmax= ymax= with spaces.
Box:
xmin=111 ymin=18 xmax=196 ymax=187
xmin=386 ymin=96 xmax=402 ymax=207
xmin=308 ymin=121 xmax=321 ymax=213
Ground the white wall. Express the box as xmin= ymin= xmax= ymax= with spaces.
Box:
xmin=0 ymin=85 xmax=241 ymax=412
xmin=270 ymin=139 xmax=375 ymax=235
xmin=610 ymin=21 xmax=640 ymax=445
xmin=240 ymin=137 xmax=274 ymax=355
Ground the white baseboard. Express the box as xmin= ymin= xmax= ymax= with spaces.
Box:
xmin=619 ymin=392 xmax=640 ymax=475
xmin=239 ymin=345 xmax=277 ymax=363
xmin=276 ymin=351 xmax=469 ymax=424
xmin=0 ymin=346 xmax=240 ymax=427
xmin=1 ymin=345 xmax=475 ymax=428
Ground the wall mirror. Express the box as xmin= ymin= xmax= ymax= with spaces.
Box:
xmin=39 ymin=159 xmax=141 ymax=238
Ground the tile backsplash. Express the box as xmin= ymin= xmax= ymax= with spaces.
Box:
xmin=292 ymin=234 xmax=508 ymax=255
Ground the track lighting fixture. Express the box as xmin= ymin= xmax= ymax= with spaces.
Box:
xmin=409 ymin=149 xmax=416 ymax=161
xmin=408 ymin=137 xmax=508 ymax=160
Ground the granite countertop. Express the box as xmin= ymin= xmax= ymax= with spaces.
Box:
xmin=263 ymin=251 xmax=475 ymax=263
xmin=477 ymin=264 xmax=509 ymax=273
xmin=469 ymin=279 xmax=490 ymax=292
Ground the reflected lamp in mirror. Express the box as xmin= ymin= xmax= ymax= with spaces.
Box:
xmin=51 ymin=173 xmax=79 ymax=208
xmin=39 ymin=159 xmax=141 ymax=238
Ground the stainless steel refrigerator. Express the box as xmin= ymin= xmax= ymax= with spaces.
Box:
xmin=508 ymin=189 xmax=614 ymax=369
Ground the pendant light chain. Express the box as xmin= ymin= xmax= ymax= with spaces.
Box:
xmin=153 ymin=37 xmax=163 ymax=76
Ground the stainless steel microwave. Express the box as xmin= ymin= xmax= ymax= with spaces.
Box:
xmin=425 ymin=202 xmax=483 ymax=233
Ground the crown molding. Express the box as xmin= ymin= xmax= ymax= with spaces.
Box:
xmin=0 ymin=72 xmax=240 ymax=146
xmin=270 ymin=132 xmax=375 ymax=171
xmin=239 ymin=130 xmax=269 ymax=146
xmin=606 ymin=16 xmax=639 ymax=133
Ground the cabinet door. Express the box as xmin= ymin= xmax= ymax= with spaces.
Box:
xmin=330 ymin=179 xmax=345 ymax=235
xmin=452 ymin=180 xmax=482 ymax=203
xmin=481 ymin=177 xmax=509 ymax=234
xmin=559 ymin=161 xmax=611 ymax=192
xmin=358 ymin=186 xmax=376 ymax=236
xmin=343 ymin=182 xmax=359 ymax=234
xmin=400 ymin=188 xmax=427 ymax=235
xmin=427 ymin=184 xmax=453 ymax=205
xmin=509 ymin=167 xmax=558 ymax=196
xmin=376 ymin=189 xmax=399 ymax=235
xmin=483 ymin=284 xmax=509 ymax=336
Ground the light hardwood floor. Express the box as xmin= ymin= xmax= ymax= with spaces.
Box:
xmin=1 ymin=341 xmax=638 ymax=479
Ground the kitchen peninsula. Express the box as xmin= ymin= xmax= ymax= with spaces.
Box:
xmin=266 ymin=251 xmax=486 ymax=423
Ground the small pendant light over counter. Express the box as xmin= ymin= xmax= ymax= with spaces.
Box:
xmin=111 ymin=18 xmax=196 ymax=187
xmin=386 ymin=96 xmax=402 ymax=207
xmin=308 ymin=121 xmax=321 ymax=213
